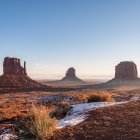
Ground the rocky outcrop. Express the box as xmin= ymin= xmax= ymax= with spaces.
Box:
xmin=115 ymin=61 xmax=138 ymax=80
xmin=3 ymin=57 xmax=27 ymax=75
xmin=0 ymin=57 xmax=44 ymax=88
xmin=65 ymin=67 xmax=76 ymax=78
xmin=61 ymin=67 xmax=84 ymax=83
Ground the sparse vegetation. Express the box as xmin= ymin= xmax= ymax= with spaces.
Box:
xmin=19 ymin=104 xmax=57 ymax=139
xmin=62 ymin=90 xmax=113 ymax=103
xmin=51 ymin=102 xmax=71 ymax=119
xmin=86 ymin=92 xmax=112 ymax=102
xmin=1 ymin=89 xmax=139 ymax=139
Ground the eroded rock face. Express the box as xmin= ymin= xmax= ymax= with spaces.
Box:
xmin=66 ymin=67 xmax=76 ymax=78
xmin=0 ymin=57 xmax=43 ymax=88
xmin=3 ymin=57 xmax=27 ymax=75
xmin=115 ymin=61 xmax=138 ymax=80
xmin=62 ymin=67 xmax=83 ymax=82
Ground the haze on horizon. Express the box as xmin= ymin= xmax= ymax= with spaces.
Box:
xmin=0 ymin=0 xmax=140 ymax=79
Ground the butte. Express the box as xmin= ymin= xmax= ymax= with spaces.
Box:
xmin=115 ymin=61 xmax=138 ymax=80
xmin=0 ymin=57 xmax=44 ymax=89
xmin=61 ymin=67 xmax=84 ymax=83
xmin=106 ymin=61 xmax=140 ymax=87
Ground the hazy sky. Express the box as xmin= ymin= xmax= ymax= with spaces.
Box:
xmin=0 ymin=0 xmax=140 ymax=79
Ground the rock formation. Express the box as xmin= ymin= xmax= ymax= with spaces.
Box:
xmin=115 ymin=61 xmax=138 ymax=80
xmin=3 ymin=57 xmax=27 ymax=75
xmin=0 ymin=57 xmax=44 ymax=88
xmin=65 ymin=67 xmax=76 ymax=78
xmin=61 ymin=67 xmax=84 ymax=83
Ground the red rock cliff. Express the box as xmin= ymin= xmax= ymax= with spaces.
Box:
xmin=3 ymin=57 xmax=27 ymax=75
xmin=0 ymin=57 xmax=44 ymax=88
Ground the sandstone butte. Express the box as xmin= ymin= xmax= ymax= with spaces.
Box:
xmin=0 ymin=57 xmax=44 ymax=89
xmin=115 ymin=61 xmax=139 ymax=80
xmin=61 ymin=67 xmax=84 ymax=83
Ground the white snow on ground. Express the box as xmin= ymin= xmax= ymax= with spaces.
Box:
xmin=57 ymin=96 xmax=140 ymax=129
xmin=0 ymin=134 xmax=18 ymax=140
xmin=57 ymin=115 xmax=86 ymax=129
xmin=0 ymin=127 xmax=11 ymax=134
xmin=57 ymin=101 xmax=128 ymax=129
xmin=130 ymin=96 xmax=140 ymax=101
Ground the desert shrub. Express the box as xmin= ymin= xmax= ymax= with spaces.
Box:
xmin=18 ymin=104 xmax=57 ymax=139
xmin=0 ymin=104 xmax=3 ymax=108
xmin=87 ymin=92 xmax=112 ymax=103
xmin=60 ymin=90 xmax=113 ymax=104
xmin=51 ymin=102 xmax=71 ymax=119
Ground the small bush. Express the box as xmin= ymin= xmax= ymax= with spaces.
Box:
xmin=87 ymin=93 xmax=112 ymax=103
xmin=19 ymin=104 xmax=57 ymax=139
xmin=51 ymin=102 xmax=71 ymax=119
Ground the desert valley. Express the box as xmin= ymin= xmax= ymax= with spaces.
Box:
xmin=0 ymin=57 xmax=139 ymax=140
xmin=0 ymin=1 xmax=140 ymax=140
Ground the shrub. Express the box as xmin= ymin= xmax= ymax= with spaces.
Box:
xmin=19 ymin=104 xmax=57 ymax=139
xmin=51 ymin=102 xmax=71 ymax=119
xmin=87 ymin=92 xmax=112 ymax=103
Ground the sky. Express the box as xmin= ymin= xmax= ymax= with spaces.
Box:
xmin=0 ymin=0 xmax=140 ymax=80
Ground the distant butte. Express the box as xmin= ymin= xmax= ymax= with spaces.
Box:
xmin=103 ymin=61 xmax=140 ymax=88
xmin=0 ymin=57 xmax=44 ymax=88
xmin=115 ymin=61 xmax=139 ymax=80
xmin=61 ymin=67 xmax=84 ymax=83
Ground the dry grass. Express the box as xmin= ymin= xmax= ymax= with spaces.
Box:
xmin=64 ymin=90 xmax=113 ymax=103
xmin=69 ymin=90 xmax=113 ymax=103
xmin=19 ymin=104 xmax=57 ymax=139
xmin=86 ymin=92 xmax=112 ymax=102
xmin=0 ymin=90 xmax=113 ymax=121
xmin=51 ymin=102 xmax=71 ymax=119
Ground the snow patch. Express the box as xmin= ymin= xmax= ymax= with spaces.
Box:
xmin=130 ymin=96 xmax=140 ymax=101
xmin=57 ymin=101 xmax=128 ymax=129
xmin=0 ymin=127 xmax=11 ymax=134
xmin=0 ymin=134 xmax=18 ymax=140
xmin=57 ymin=114 xmax=86 ymax=129
xmin=37 ymin=95 xmax=75 ymax=104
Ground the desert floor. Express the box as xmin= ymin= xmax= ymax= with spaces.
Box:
xmin=0 ymin=84 xmax=140 ymax=140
